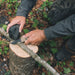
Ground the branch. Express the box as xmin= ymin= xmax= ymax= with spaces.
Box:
xmin=0 ymin=28 xmax=60 ymax=75
xmin=0 ymin=28 xmax=12 ymax=41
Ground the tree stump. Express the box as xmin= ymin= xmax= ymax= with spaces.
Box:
xmin=9 ymin=43 xmax=38 ymax=75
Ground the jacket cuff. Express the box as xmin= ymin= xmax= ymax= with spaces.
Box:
xmin=16 ymin=11 xmax=28 ymax=17
xmin=16 ymin=7 xmax=28 ymax=17
xmin=44 ymin=28 xmax=52 ymax=40
xmin=16 ymin=12 xmax=27 ymax=18
xmin=44 ymin=28 xmax=50 ymax=40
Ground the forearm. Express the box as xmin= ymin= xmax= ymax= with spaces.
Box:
xmin=44 ymin=14 xmax=75 ymax=40
xmin=16 ymin=0 xmax=37 ymax=17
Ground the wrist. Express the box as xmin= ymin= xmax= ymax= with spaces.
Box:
xmin=41 ymin=30 xmax=46 ymax=40
xmin=16 ymin=16 xmax=26 ymax=19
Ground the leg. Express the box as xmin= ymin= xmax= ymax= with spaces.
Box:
xmin=66 ymin=36 xmax=75 ymax=53
xmin=55 ymin=36 xmax=75 ymax=61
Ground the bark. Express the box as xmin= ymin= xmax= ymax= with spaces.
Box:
xmin=0 ymin=28 xmax=60 ymax=75
xmin=9 ymin=46 xmax=36 ymax=75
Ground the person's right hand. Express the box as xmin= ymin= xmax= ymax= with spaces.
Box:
xmin=7 ymin=16 xmax=26 ymax=33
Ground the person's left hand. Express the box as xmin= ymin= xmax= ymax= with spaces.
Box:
xmin=23 ymin=29 xmax=46 ymax=45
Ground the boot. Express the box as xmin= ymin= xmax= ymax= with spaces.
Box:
xmin=55 ymin=36 xmax=75 ymax=61
xmin=55 ymin=45 xmax=73 ymax=61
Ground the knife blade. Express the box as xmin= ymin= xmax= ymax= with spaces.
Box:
xmin=11 ymin=37 xmax=28 ymax=44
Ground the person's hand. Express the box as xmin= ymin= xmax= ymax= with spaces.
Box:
xmin=7 ymin=16 xmax=26 ymax=33
xmin=23 ymin=29 xmax=46 ymax=45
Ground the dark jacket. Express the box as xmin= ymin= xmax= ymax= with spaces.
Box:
xmin=16 ymin=0 xmax=75 ymax=40
xmin=16 ymin=0 xmax=37 ymax=17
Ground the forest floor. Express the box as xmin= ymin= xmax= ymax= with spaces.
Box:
xmin=0 ymin=0 xmax=75 ymax=75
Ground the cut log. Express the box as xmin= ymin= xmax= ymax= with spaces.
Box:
xmin=9 ymin=43 xmax=38 ymax=75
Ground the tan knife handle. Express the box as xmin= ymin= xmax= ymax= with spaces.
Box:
xmin=20 ymin=36 xmax=29 ymax=42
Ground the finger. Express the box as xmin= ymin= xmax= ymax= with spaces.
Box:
xmin=31 ymin=42 xmax=40 ymax=46
xmin=35 ymin=43 xmax=40 ymax=46
xmin=25 ymin=38 xmax=32 ymax=45
xmin=23 ymin=32 xmax=33 ymax=38
xmin=19 ymin=23 xmax=25 ymax=32
xmin=25 ymin=31 xmax=34 ymax=37
xmin=22 ymin=33 xmax=31 ymax=38
xmin=7 ymin=23 xmax=14 ymax=33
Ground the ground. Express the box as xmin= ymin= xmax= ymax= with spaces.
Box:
xmin=0 ymin=0 xmax=75 ymax=75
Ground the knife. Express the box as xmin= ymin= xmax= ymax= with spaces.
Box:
xmin=11 ymin=37 xmax=28 ymax=44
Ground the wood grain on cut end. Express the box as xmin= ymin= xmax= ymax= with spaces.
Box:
xmin=9 ymin=44 xmax=38 ymax=58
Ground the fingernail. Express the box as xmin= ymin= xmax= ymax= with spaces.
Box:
xmin=23 ymin=36 xmax=25 ymax=37
xmin=25 ymin=41 xmax=27 ymax=44
xmin=7 ymin=30 xmax=8 ymax=33
xmin=19 ymin=30 xmax=21 ymax=33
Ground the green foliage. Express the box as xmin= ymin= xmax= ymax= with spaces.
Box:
xmin=0 ymin=41 xmax=9 ymax=55
xmin=0 ymin=41 xmax=3 ymax=45
xmin=39 ymin=55 xmax=44 ymax=59
xmin=47 ymin=1 xmax=53 ymax=6
xmin=40 ymin=43 xmax=44 ymax=47
xmin=8 ymin=11 xmax=12 ymax=15
xmin=69 ymin=61 xmax=74 ymax=66
xmin=6 ymin=0 xmax=18 ymax=3
xmin=40 ymin=0 xmax=53 ymax=10
xmin=60 ymin=61 xmax=66 ymax=67
xmin=43 ymin=12 xmax=48 ymax=19
xmin=32 ymin=23 xmax=37 ymax=28
xmin=42 ymin=72 xmax=45 ymax=75
xmin=31 ymin=17 xmax=34 ymax=21
xmin=47 ymin=71 xmax=51 ymax=75
xmin=64 ymin=68 xmax=71 ymax=74
xmin=47 ymin=61 xmax=51 ymax=65
xmin=4 ymin=71 xmax=11 ymax=75
xmin=50 ymin=40 xmax=57 ymax=47
xmin=34 ymin=19 xmax=39 ymax=24
xmin=0 ymin=0 xmax=5 ymax=4
xmin=6 ymin=0 xmax=20 ymax=16
xmin=0 ymin=46 xmax=9 ymax=55
xmin=41 ymin=2 xmax=47 ymax=10
xmin=0 ymin=48 xmax=3 ymax=54
xmin=32 ymin=19 xmax=39 ymax=28
xmin=30 ymin=12 xmax=33 ymax=15
xmin=38 ymin=63 xmax=42 ymax=67
xmin=57 ymin=61 xmax=66 ymax=67
xmin=4 ymin=46 xmax=9 ymax=54
xmin=39 ymin=24 xmax=44 ymax=27
xmin=23 ymin=29 xmax=29 ymax=34
xmin=2 ymin=25 xmax=7 ymax=31
xmin=62 ymin=36 xmax=71 ymax=40
xmin=26 ymin=19 xmax=29 ymax=24
xmin=51 ymin=48 xmax=58 ymax=54
xmin=56 ymin=61 xmax=60 ymax=65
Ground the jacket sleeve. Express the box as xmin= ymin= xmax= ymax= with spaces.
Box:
xmin=16 ymin=0 xmax=37 ymax=17
xmin=44 ymin=14 xmax=75 ymax=40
